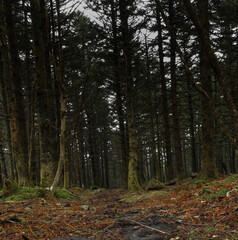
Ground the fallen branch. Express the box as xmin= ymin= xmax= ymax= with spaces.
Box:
xmin=128 ymin=219 xmax=169 ymax=234
xmin=174 ymin=219 xmax=208 ymax=227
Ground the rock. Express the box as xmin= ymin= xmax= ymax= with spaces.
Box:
xmin=81 ymin=205 xmax=89 ymax=211
xmin=146 ymin=179 xmax=165 ymax=191
xmin=92 ymin=188 xmax=105 ymax=193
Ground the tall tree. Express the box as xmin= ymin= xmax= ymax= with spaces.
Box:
xmin=119 ymin=0 xmax=142 ymax=190
xmin=30 ymin=0 xmax=54 ymax=186
xmin=197 ymin=0 xmax=218 ymax=178
xmin=155 ymin=0 xmax=174 ymax=181
xmin=145 ymin=35 xmax=161 ymax=180
xmin=110 ymin=0 xmax=128 ymax=188
xmin=3 ymin=0 xmax=29 ymax=185
xmin=169 ymin=0 xmax=185 ymax=179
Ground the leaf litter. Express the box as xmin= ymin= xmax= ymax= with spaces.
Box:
xmin=0 ymin=175 xmax=237 ymax=239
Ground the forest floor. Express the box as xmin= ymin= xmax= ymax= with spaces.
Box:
xmin=0 ymin=175 xmax=238 ymax=240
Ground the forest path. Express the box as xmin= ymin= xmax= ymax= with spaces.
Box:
xmin=0 ymin=176 xmax=238 ymax=239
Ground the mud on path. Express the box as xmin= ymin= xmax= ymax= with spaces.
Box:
xmin=0 ymin=178 xmax=238 ymax=240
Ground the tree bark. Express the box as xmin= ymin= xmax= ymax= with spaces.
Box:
xmin=4 ymin=0 xmax=29 ymax=185
xmin=169 ymin=0 xmax=185 ymax=180
xmin=197 ymin=0 xmax=218 ymax=178
xmin=110 ymin=0 xmax=128 ymax=188
xmin=30 ymin=0 xmax=53 ymax=186
xmin=50 ymin=54 xmax=67 ymax=192
xmin=145 ymin=36 xmax=161 ymax=180
xmin=155 ymin=1 xmax=174 ymax=181
xmin=119 ymin=0 xmax=141 ymax=191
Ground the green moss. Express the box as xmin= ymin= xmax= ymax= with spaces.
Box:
xmin=128 ymin=149 xmax=142 ymax=191
xmin=200 ymin=187 xmax=228 ymax=201
xmin=4 ymin=187 xmax=46 ymax=201
xmin=192 ymin=179 xmax=207 ymax=186
xmin=120 ymin=194 xmax=142 ymax=203
xmin=40 ymin=162 xmax=54 ymax=188
xmin=54 ymin=188 xmax=74 ymax=200
xmin=0 ymin=179 xmax=20 ymax=198
xmin=224 ymin=174 xmax=238 ymax=183
xmin=146 ymin=179 xmax=165 ymax=191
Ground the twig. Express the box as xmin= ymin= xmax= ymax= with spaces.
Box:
xmin=102 ymin=221 xmax=116 ymax=233
xmin=28 ymin=223 xmax=38 ymax=239
xmin=62 ymin=220 xmax=78 ymax=231
xmin=174 ymin=219 xmax=207 ymax=227
xmin=128 ymin=219 xmax=168 ymax=234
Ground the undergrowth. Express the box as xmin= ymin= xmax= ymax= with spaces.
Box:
xmin=5 ymin=187 xmax=46 ymax=201
xmin=54 ymin=188 xmax=74 ymax=200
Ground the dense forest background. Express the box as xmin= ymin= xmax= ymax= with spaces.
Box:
xmin=0 ymin=0 xmax=237 ymax=191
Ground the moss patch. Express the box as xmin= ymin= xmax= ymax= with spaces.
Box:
xmin=200 ymin=186 xmax=228 ymax=201
xmin=0 ymin=179 xmax=20 ymax=198
xmin=145 ymin=179 xmax=165 ymax=191
xmin=224 ymin=174 xmax=238 ymax=183
xmin=120 ymin=190 xmax=169 ymax=203
xmin=192 ymin=179 xmax=207 ymax=186
xmin=54 ymin=188 xmax=74 ymax=200
xmin=4 ymin=187 xmax=46 ymax=201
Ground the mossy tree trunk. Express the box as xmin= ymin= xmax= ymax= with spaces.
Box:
xmin=119 ymin=0 xmax=142 ymax=191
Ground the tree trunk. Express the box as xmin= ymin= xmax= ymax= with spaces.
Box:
xmin=155 ymin=1 xmax=174 ymax=181
xmin=30 ymin=0 xmax=53 ymax=186
xmin=169 ymin=0 xmax=185 ymax=180
xmin=110 ymin=0 xmax=128 ymax=188
xmin=50 ymin=54 xmax=67 ymax=192
xmin=198 ymin=0 xmax=218 ymax=178
xmin=119 ymin=0 xmax=141 ymax=191
xmin=103 ymin=129 xmax=110 ymax=188
xmin=77 ymin=114 xmax=86 ymax=187
xmin=4 ymin=0 xmax=29 ymax=185
xmin=86 ymin=111 xmax=99 ymax=187
xmin=145 ymin=36 xmax=160 ymax=180
xmin=187 ymin=74 xmax=197 ymax=173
